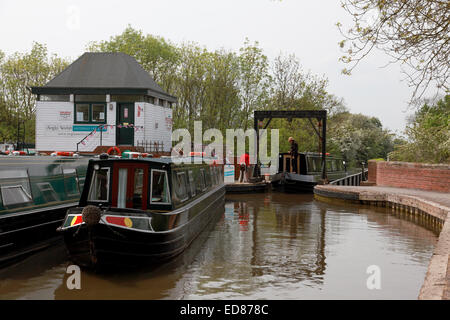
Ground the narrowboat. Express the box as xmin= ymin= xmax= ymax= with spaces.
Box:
xmin=271 ymin=152 xmax=346 ymax=193
xmin=58 ymin=155 xmax=225 ymax=269
xmin=0 ymin=156 xmax=89 ymax=267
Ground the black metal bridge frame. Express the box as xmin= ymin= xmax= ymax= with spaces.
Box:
xmin=253 ymin=110 xmax=328 ymax=180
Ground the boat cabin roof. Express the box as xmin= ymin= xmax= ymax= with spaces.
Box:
xmin=90 ymin=156 xmax=217 ymax=167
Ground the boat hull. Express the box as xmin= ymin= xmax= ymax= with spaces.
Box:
xmin=270 ymin=172 xmax=318 ymax=193
xmin=0 ymin=203 xmax=78 ymax=268
xmin=61 ymin=185 xmax=225 ymax=269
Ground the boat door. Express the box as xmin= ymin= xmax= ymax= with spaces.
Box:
xmin=111 ymin=163 xmax=148 ymax=210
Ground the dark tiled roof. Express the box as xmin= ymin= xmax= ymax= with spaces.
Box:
xmin=31 ymin=52 xmax=176 ymax=102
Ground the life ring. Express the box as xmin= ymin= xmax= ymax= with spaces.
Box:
xmin=12 ymin=151 xmax=27 ymax=156
xmin=51 ymin=151 xmax=74 ymax=157
xmin=107 ymin=146 xmax=122 ymax=156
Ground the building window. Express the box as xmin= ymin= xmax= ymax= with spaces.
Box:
xmin=74 ymin=103 xmax=106 ymax=124
xmin=75 ymin=104 xmax=89 ymax=122
xmin=75 ymin=95 xmax=106 ymax=102
xmin=111 ymin=95 xmax=146 ymax=102
xmin=92 ymin=104 xmax=106 ymax=122
xmin=39 ymin=95 xmax=70 ymax=102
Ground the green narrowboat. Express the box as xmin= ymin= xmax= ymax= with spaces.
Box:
xmin=0 ymin=156 xmax=89 ymax=267
xmin=271 ymin=152 xmax=347 ymax=193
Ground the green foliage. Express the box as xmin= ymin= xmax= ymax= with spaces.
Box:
xmin=389 ymin=96 xmax=450 ymax=164
xmin=328 ymin=112 xmax=395 ymax=166
xmin=87 ymin=26 xmax=179 ymax=93
xmin=0 ymin=42 xmax=69 ymax=144
xmin=338 ymin=0 xmax=449 ymax=101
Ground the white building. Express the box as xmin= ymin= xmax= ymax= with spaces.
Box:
xmin=31 ymin=52 xmax=176 ymax=154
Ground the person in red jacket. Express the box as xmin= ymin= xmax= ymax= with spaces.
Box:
xmin=239 ymin=153 xmax=250 ymax=183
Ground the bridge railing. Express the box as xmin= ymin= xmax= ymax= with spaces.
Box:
xmin=330 ymin=169 xmax=368 ymax=186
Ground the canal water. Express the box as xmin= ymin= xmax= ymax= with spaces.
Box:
xmin=0 ymin=193 xmax=439 ymax=300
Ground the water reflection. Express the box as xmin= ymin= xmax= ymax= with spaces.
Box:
xmin=0 ymin=193 xmax=439 ymax=300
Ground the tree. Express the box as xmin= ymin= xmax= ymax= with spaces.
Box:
xmin=267 ymin=53 xmax=348 ymax=153
xmin=328 ymin=112 xmax=396 ymax=165
xmin=338 ymin=0 xmax=449 ymax=101
xmin=0 ymin=43 xmax=69 ymax=144
xmin=87 ymin=26 xmax=180 ymax=93
xmin=389 ymin=95 xmax=450 ymax=163
xmin=237 ymin=39 xmax=270 ymax=130
xmin=202 ymin=49 xmax=241 ymax=132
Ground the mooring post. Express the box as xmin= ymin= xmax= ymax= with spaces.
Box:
xmin=254 ymin=116 xmax=259 ymax=178
xmin=321 ymin=115 xmax=327 ymax=181
xmin=100 ymin=125 xmax=103 ymax=147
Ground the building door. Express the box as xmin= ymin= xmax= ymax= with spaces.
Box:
xmin=117 ymin=103 xmax=134 ymax=146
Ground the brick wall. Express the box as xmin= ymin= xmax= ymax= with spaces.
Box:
xmin=368 ymin=160 xmax=450 ymax=193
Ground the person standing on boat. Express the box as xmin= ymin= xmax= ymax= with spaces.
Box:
xmin=288 ymin=137 xmax=299 ymax=173
xmin=239 ymin=152 xmax=250 ymax=183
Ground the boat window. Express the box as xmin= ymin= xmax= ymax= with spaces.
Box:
xmin=315 ymin=158 xmax=322 ymax=172
xmin=204 ymin=168 xmax=212 ymax=187
xmin=0 ymin=185 xmax=32 ymax=206
xmin=0 ymin=169 xmax=33 ymax=206
xmin=78 ymin=176 xmax=86 ymax=192
xmin=88 ymin=167 xmax=109 ymax=202
xmin=150 ymin=169 xmax=170 ymax=204
xmin=211 ymin=167 xmax=217 ymax=186
xmin=217 ymin=166 xmax=223 ymax=184
xmin=307 ymin=157 xmax=317 ymax=172
xmin=133 ymin=168 xmax=144 ymax=209
xmin=37 ymin=182 xmax=59 ymax=202
xmin=331 ymin=160 xmax=338 ymax=172
xmin=63 ymin=168 xmax=80 ymax=197
xmin=198 ymin=169 xmax=207 ymax=193
xmin=117 ymin=168 xmax=127 ymax=208
xmin=188 ymin=170 xmax=196 ymax=197
xmin=326 ymin=160 xmax=332 ymax=171
xmin=173 ymin=172 xmax=189 ymax=203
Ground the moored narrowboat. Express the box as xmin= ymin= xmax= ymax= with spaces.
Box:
xmin=58 ymin=155 xmax=225 ymax=269
xmin=271 ymin=152 xmax=346 ymax=193
xmin=0 ymin=156 xmax=89 ymax=267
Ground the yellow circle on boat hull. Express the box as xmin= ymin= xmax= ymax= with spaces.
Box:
xmin=124 ymin=217 xmax=133 ymax=228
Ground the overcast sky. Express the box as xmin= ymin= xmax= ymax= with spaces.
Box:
xmin=0 ymin=0 xmax=420 ymax=133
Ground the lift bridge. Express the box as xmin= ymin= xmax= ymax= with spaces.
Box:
xmin=253 ymin=110 xmax=368 ymax=186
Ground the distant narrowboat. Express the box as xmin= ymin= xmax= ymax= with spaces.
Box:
xmin=271 ymin=152 xmax=346 ymax=193
xmin=58 ymin=155 xmax=225 ymax=269
xmin=0 ymin=156 xmax=89 ymax=267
